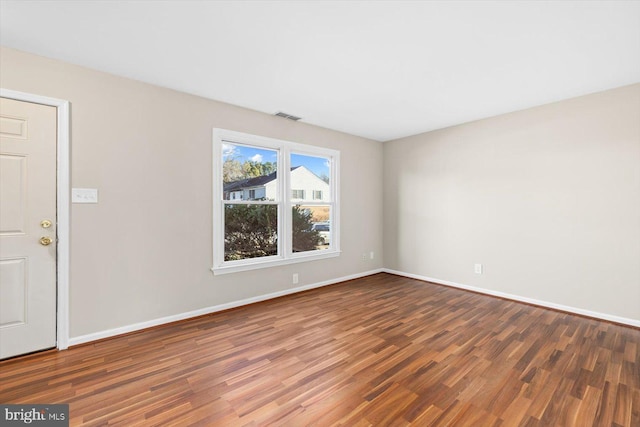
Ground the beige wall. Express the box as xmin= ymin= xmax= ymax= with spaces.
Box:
xmin=384 ymin=84 xmax=640 ymax=322
xmin=0 ymin=47 xmax=384 ymax=339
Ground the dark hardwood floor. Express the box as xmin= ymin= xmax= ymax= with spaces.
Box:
xmin=1 ymin=273 xmax=639 ymax=426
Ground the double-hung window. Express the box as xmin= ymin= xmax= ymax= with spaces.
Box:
xmin=212 ymin=129 xmax=340 ymax=274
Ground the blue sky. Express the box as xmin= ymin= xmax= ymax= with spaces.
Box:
xmin=223 ymin=143 xmax=330 ymax=178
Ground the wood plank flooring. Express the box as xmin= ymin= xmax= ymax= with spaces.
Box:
xmin=1 ymin=273 xmax=639 ymax=426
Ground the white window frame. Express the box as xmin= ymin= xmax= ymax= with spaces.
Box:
xmin=212 ymin=128 xmax=340 ymax=275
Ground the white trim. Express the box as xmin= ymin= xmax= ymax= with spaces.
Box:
xmin=69 ymin=268 xmax=384 ymax=347
xmin=0 ymin=88 xmax=71 ymax=350
xmin=62 ymin=265 xmax=640 ymax=346
xmin=383 ymin=268 xmax=640 ymax=328
xmin=212 ymin=250 xmax=341 ymax=275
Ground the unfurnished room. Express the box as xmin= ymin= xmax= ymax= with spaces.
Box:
xmin=0 ymin=1 xmax=639 ymax=426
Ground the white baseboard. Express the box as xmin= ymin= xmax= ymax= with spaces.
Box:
xmin=383 ymin=268 xmax=640 ymax=328
xmin=68 ymin=266 xmax=638 ymax=347
xmin=68 ymin=268 xmax=385 ymax=347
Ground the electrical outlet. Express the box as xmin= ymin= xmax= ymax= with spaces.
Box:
xmin=474 ymin=264 xmax=483 ymax=274
xmin=370 ymin=251 xmax=374 ymax=260
xmin=362 ymin=253 xmax=367 ymax=261
xmin=292 ymin=273 xmax=299 ymax=284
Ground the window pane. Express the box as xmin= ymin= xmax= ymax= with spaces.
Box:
xmin=290 ymin=153 xmax=330 ymax=202
xmin=223 ymin=143 xmax=278 ymax=201
xmin=292 ymin=205 xmax=331 ymax=253
xmin=224 ymin=204 xmax=278 ymax=260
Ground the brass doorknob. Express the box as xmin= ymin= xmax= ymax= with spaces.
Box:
xmin=39 ymin=236 xmax=53 ymax=246
xmin=41 ymin=219 xmax=53 ymax=228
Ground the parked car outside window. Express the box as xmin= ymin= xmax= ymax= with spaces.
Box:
xmin=312 ymin=222 xmax=330 ymax=245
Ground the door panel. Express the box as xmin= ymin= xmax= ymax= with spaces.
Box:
xmin=0 ymin=115 xmax=28 ymax=139
xmin=0 ymin=154 xmax=27 ymax=235
xmin=0 ymin=97 xmax=57 ymax=359
xmin=0 ymin=258 xmax=27 ymax=327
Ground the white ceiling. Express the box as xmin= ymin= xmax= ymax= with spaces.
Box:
xmin=1 ymin=1 xmax=639 ymax=142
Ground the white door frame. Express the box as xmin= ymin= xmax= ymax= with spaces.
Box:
xmin=1 ymin=88 xmax=70 ymax=350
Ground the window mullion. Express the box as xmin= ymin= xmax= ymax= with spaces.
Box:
xmin=282 ymin=147 xmax=292 ymax=258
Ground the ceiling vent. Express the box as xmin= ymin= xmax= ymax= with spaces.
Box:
xmin=275 ymin=111 xmax=302 ymax=121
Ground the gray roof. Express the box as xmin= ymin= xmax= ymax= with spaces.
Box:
xmin=223 ymin=167 xmax=300 ymax=192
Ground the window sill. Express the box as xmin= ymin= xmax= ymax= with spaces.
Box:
xmin=211 ymin=250 xmax=341 ymax=275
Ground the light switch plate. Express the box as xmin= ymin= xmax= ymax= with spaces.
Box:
xmin=72 ymin=188 xmax=98 ymax=203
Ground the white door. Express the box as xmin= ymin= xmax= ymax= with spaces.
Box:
xmin=0 ymin=97 xmax=57 ymax=359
